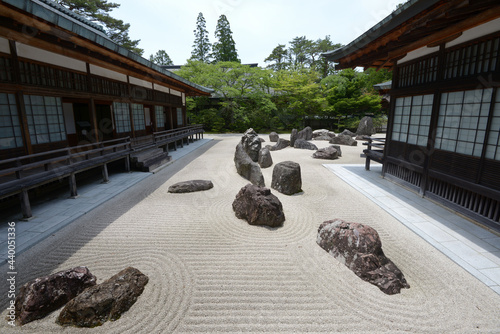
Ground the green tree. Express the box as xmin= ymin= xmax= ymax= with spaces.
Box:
xmin=271 ymin=68 xmax=326 ymax=129
xmin=321 ymin=69 xmax=384 ymax=130
xmin=178 ymin=61 xmax=275 ymax=132
xmin=264 ymin=44 xmax=288 ymax=71
xmin=55 ymin=0 xmax=143 ymax=55
xmin=149 ymin=50 xmax=173 ymax=65
xmin=191 ymin=12 xmax=212 ymax=62
xmin=212 ymin=15 xmax=239 ymax=63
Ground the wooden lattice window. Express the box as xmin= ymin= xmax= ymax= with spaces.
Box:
xmin=24 ymin=95 xmax=66 ymax=145
xmin=112 ymin=102 xmax=131 ymax=133
xmin=0 ymin=93 xmax=23 ymax=149
xmin=131 ymin=103 xmax=145 ymax=131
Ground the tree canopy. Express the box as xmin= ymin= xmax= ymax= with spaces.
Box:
xmin=191 ymin=12 xmax=212 ymax=63
xmin=149 ymin=50 xmax=173 ymax=65
xmin=55 ymin=0 xmax=143 ymax=55
xmin=212 ymin=15 xmax=239 ymax=63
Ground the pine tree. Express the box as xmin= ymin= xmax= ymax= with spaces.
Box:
xmin=55 ymin=0 xmax=144 ymax=55
xmin=191 ymin=12 xmax=211 ymax=62
xmin=212 ymin=14 xmax=239 ymax=63
xmin=149 ymin=50 xmax=173 ymax=65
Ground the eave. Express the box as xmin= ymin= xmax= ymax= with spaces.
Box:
xmin=323 ymin=0 xmax=500 ymax=70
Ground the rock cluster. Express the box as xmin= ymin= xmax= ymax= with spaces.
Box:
xmin=14 ymin=267 xmax=97 ymax=325
xmin=232 ymin=184 xmax=285 ymax=227
xmin=57 ymin=267 xmax=148 ymax=327
xmin=317 ymin=219 xmax=410 ymax=295
xmin=168 ymin=180 xmax=213 ymax=193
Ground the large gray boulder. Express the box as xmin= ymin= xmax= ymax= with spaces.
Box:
xmin=356 ymin=116 xmax=374 ymax=136
xmin=271 ymin=161 xmax=302 ymax=195
xmin=14 ymin=267 xmax=96 ymax=325
xmin=258 ymin=147 xmax=273 ymax=168
xmin=241 ymin=128 xmax=261 ymax=162
xmin=330 ymin=144 xmax=342 ymax=157
xmin=330 ymin=134 xmax=358 ymax=146
xmin=293 ymin=139 xmax=318 ymax=150
xmin=168 ymin=180 xmax=214 ymax=193
xmin=57 ymin=267 xmax=148 ymax=327
xmin=267 ymin=138 xmax=290 ymax=151
xmin=297 ymin=126 xmax=313 ymax=141
xmin=312 ymin=146 xmax=339 ymax=160
xmin=317 ymin=219 xmax=410 ymax=295
xmin=269 ymin=132 xmax=279 ymax=142
xmin=232 ymin=184 xmax=285 ymax=227
xmin=234 ymin=143 xmax=265 ymax=186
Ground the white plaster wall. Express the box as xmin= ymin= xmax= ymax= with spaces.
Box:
xmin=170 ymin=89 xmax=182 ymax=97
xmin=446 ymin=18 xmax=500 ymax=48
xmin=129 ymin=76 xmax=153 ymax=89
xmin=16 ymin=43 xmax=86 ymax=72
xmin=0 ymin=37 xmax=10 ymax=54
xmin=89 ymin=64 xmax=127 ymax=82
xmin=153 ymin=83 xmax=170 ymax=94
xmin=398 ymin=46 xmax=440 ymax=64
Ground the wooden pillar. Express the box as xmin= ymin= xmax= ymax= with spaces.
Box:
xmin=124 ymin=155 xmax=131 ymax=172
xmin=20 ymin=189 xmax=32 ymax=220
xmin=89 ymin=98 xmax=99 ymax=142
xmin=69 ymin=173 xmax=78 ymax=198
xmin=102 ymin=163 xmax=109 ymax=183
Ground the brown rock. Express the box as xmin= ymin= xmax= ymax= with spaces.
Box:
xmin=317 ymin=219 xmax=409 ymax=295
xmin=14 ymin=266 xmax=96 ymax=325
xmin=232 ymin=184 xmax=285 ymax=227
xmin=57 ymin=267 xmax=148 ymax=327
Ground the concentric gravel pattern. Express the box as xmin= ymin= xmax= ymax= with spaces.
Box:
xmin=2 ymin=135 xmax=500 ymax=333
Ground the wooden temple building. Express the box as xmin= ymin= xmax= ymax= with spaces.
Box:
xmin=0 ymin=0 xmax=212 ymax=218
xmin=323 ymin=0 xmax=500 ymax=231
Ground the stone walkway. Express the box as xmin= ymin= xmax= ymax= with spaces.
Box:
xmin=0 ymin=138 xmax=213 ymax=263
xmin=324 ymin=163 xmax=500 ymax=295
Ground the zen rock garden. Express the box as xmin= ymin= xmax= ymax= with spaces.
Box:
xmin=231 ymin=128 xmax=409 ymax=294
xmin=13 ymin=266 xmax=148 ymax=327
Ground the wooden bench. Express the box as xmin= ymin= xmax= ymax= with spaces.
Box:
xmin=362 ymin=137 xmax=386 ymax=171
xmin=0 ymin=137 xmax=132 ymax=219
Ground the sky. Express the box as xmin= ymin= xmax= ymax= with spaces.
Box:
xmin=113 ymin=0 xmax=403 ymax=65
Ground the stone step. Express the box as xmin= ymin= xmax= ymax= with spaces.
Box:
xmin=131 ymin=148 xmax=171 ymax=172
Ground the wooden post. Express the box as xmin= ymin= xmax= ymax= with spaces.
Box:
xmin=69 ymin=173 xmax=78 ymax=198
xmin=124 ymin=155 xmax=131 ymax=172
xmin=365 ymin=138 xmax=372 ymax=171
xmin=20 ymin=189 xmax=32 ymax=220
xmin=102 ymin=163 xmax=109 ymax=183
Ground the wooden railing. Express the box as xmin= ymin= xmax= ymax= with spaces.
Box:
xmin=0 ymin=137 xmax=132 ymax=219
xmin=153 ymin=125 xmax=204 ymax=152
xmin=362 ymin=137 xmax=386 ymax=171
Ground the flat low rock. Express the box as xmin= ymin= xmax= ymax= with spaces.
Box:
xmin=15 ymin=267 xmax=96 ymax=325
xmin=267 ymin=138 xmax=290 ymax=151
xmin=232 ymin=184 xmax=285 ymax=227
xmin=293 ymin=139 xmax=318 ymax=150
xmin=57 ymin=267 xmax=148 ymax=327
xmin=168 ymin=180 xmax=214 ymax=193
xmin=317 ymin=219 xmax=410 ymax=295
